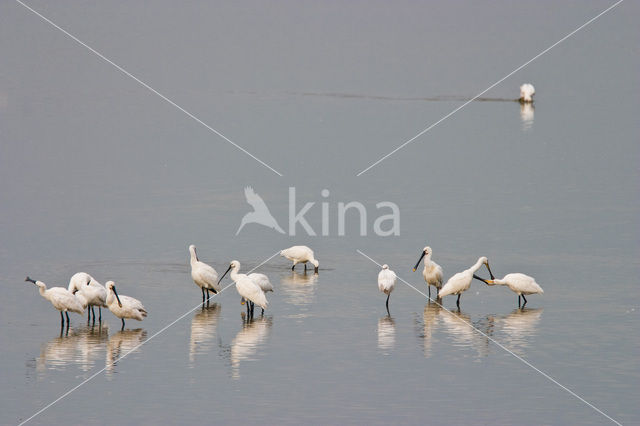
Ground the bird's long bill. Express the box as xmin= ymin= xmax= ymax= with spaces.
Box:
xmin=218 ymin=265 xmax=232 ymax=285
xmin=112 ymin=286 xmax=123 ymax=308
xmin=472 ymin=274 xmax=490 ymax=284
xmin=485 ymin=262 xmax=495 ymax=280
xmin=25 ymin=276 xmax=36 ymax=285
xmin=412 ymin=251 xmax=426 ymax=272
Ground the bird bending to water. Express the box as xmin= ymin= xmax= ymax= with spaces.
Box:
xmin=105 ymin=281 xmax=147 ymax=330
xmin=481 ymin=273 xmax=543 ymax=307
xmin=219 ymin=260 xmax=268 ymax=316
xmin=189 ymin=245 xmax=220 ymax=304
xmin=378 ymin=264 xmax=396 ymax=313
xmin=413 ymin=246 xmax=443 ymax=298
xmin=519 ymin=83 xmax=535 ymax=103
xmin=280 ymin=245 xmax=319 ymax=273
xmin=26 ymin=276 xmax=84 ymax=328
xmin=68 ymin=272 xmax=107 ymax=324
xmin=438 ymin=257 xmax=494 ymax=308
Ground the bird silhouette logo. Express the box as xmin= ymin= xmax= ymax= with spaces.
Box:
xmin=236 ymin=186 xmax=285 ymax=235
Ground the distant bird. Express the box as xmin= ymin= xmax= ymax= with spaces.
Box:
xmin=236 ymin=186 xmax=285 ymax=235
xmin=280 ymin=245 xmax=319 ymax=273
xmin=413 ymin=246 xmax=443 ymax=298
xmin=248 ymin=273 xmax=274 ymax=294
xmin=519 ymin=83 xmax=535 ymax=103
xmin=189 ymin=245 xmax=220 ymax=303
xmin=482 ymin=273 xmax=544 ymax=307
xmin=68 ymin=272 xmax=107 ymax=323
xmin=218 ymin=261 xmax=268 ymax=316
xmin=105 ymin=281 xmax=147 ymax=330
xmin=438 ymin=257 xmax=495 ymax=308
xmin=378 ymin=264 xmax=397 ymax=313
xmin=25 ymin=277 xmax=84 ymax=327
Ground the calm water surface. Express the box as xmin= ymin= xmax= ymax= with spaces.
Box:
xmin=0 ymin=1 xmax=638 ymax=424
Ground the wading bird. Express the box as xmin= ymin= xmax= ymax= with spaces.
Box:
xmin=189 ymin=245 xmax=220 ymax=303
xmin=25 ymin=277 xmax=84 ymax=327
xmin=68 ymin=272 xmax=107 ymax=323
xmin=378 ymin=264 xmax=396 ymax=313
xmin=280 ymin=245 xmax=319 ymax=273
xmin=413 ymin=246 xmax=443 ymax=298
xmin=438 ymin=257 xmax=495 ymax=308
xmin=219 ymin=261 xmax=268 ymax=316
xmin=481 ymin=273 xmax=543 ymax=307
xmin=519 ymin=83 xmax=535 ymax=103
xmin=105 ymin=281 xmax=147 ymax=330
xmin=248 ymin=272 xmax=274 ymax=294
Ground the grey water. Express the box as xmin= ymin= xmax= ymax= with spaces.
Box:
xmin=1 ymin=1 xmax=638 ymax=424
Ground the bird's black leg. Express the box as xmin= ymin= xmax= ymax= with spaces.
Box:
xmin=428 ymin=286 xmax=431 ymax=298
xmin=61 ymin=311 xmax=64 ymax=327
xmin=202 ymin=287 xmax=206 ymax=304
xmin=121 ymin=318 xmax=125 ymax=331
xmin=261 ymin=307 xmax=264 ymax=315
xmin=292 ymin=264 xmax=296 ymax=271
xmin=436 ymin=288 xmax=440 ymax=299
xmin=385 ymin=293 xmax=390 ymax=311
xmin=518 ymin=295 xmax=521 ymax=307
xmin=456 ymin=294 xmax=461 ymax=309
xmin=87 ymin=308 xmax=91 ymax=322
xmin=304 ymin=263 xmax=307 ymax=271
xmin=91 ymin=306 xmax=96 ymax=325
xmin=521 ymin=294 xmax=527 ymax=307
xmin=65 ymin=311 xmax=70 ymax=327
xmin=99 ymin=307 xmax=102 ymax=322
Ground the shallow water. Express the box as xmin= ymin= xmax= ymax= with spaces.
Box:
xmin=1 ymin=1 xmax=639 ymax=425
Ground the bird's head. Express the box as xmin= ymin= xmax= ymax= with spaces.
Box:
xmin=413 ymin=246 xmax=431 ymax=272
xmin=106 ymin=281 xmax=123 ymax=308
xmin=311 ymin=259 xmax=319 ymax=274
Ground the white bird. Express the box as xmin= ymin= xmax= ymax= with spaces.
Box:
xmin=248 ymin=273 xmax=274 ymax=293
xmin=519 ymin=83 xmax=535 ymax=103
xmin=413 ymin=246 xmax=444 ymax=298
xmin=189 ymin=245 xmax=221 ymax=304
xmin=280 ymin=245 xmax=319 ymax=273
xmin=236 ymin=186 xmax=285 ymax=235
xmin=438 ymin=257 xmax=495 ymax=308
xmin=218 ymin=261 xmax=268 ymax=316
xmin=378 ymin=264 xmax=397 ymax=312
xmin=68 ymin=272 xmax=107 ymax=323
xmin=482 ymin=273 xmax=544 ymax=307
xmin=105 ymin=281 xmax=147 ymax=330
xmin=25 ymin=277 xmax=85 ymax=327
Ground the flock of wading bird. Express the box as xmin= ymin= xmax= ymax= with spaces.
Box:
xmin=378 ymin=246 xmax=544 ymax=314
xmin=25 ymin=240 xmax=543 ymax=332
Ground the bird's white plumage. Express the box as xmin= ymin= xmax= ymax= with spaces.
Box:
xmin=417 ymin=247 xmax=443 ymax=292
xmin=32 ymin=280 xmax=85 ymax=315
xmin=248 ymin=273 xmax=274 ymax=293
xmin=105 ymin=281 xmax=147 ymax=322
xmin=68 ymin=272 xmax=107 ymax=308
xmin=519 ymin=83 xmax=535 ymax=102
xmin=488 ymin=273 xmax=544 ymax=296
xmin=280 ymin=245 xmax=319 ymax=271
xmin=228 ymin=261 xmax=268 ymax=310
xmin=439 ymin=257 xmax=491 ymax=299
xmin=189 ymin=245 xmax=221 ymax=293
xmin=377 ymin=265 xmax=396 ymax=295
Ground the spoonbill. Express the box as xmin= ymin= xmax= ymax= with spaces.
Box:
xmin=105 ymin=281 xmax=147 ymax=330
xmin=519 ymin=83 xmax=535 ymax=103
xmin=218 ymin=260 xmax=268 ymax=316
xmin=481 ymin=273 xmax=543 ymax=307
xmin=378 ymin=264 xmax=396 ymax=313
xmin=280 ymin=245 xmax=319 ymax=273
xmin=189 ymin=245 xmax=221 ymax=303
xmin=413 ymin=246 xmax=443 ymax=298
xmin=68 ymin=272 xmax=107 ymax=323
xmin=438 ymin=257 xmax=495 ymax=308
xmin=25 ymin=277 xmax=84 ymax=327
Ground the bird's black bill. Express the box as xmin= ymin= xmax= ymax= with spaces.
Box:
xmin=112 ymin=286 xmax=123 ymax=308
xmin=413 ymin=251 xmax=426 ymax=272
xmin=314 ymin=266 xmax=319 ymax=274
xmin=218 ymin=265 xmax=232 ymax=285
xmin=472 ymin=274 xmax=489 ymax=284
xmin=486 ymin=263 xmax=495 ymax=280
xmin=25 ymin=276 xmax=36 ymax=284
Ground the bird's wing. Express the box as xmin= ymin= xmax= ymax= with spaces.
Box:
xmin=244 ymin=186 xmax=270 ymax=213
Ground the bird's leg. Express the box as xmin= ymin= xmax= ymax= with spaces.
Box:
xmin=65 ymin=311 xmax=70 ymax=326
xmin=99 ymin=307 xmax=102 ymax=322
xmin=385 ymin=293 xmax=390 ymax=312
xmin=91 ymin=306 xmax=96 ymax=325
xmin=436 ymin=288 xmax=440 ymax=299
xmin=121 ymin=318 xmax=125 ymax=331
xmin=521 ymin=294 xmax=527 ymax=307
xmin=87 ymin=308 xmax=91 ymax=322
xmin=291 ymin=263 xmax=296 ymax=271
xmin=202 ymin=287 xmax=206 ymax=304
xmin=304 ymin=263 xmax=307 ymax=271
xmin=61 ymin=311 xmax=64 ymax=328
xmin=456 ymin=294 xmax=461 ymax=309
xmin=261 ymin=307 xmax=264 ymax=315
xmin=518 ymin=295 xmax=521 ymax=307
xmin=428 ymin=286 xmax=431 ymax=298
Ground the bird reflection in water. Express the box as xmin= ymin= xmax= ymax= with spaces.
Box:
xmin=36 ymin=325 xmax=109 ymax=374
xmin=438 ymin=309 xmax=493 ymax=358
xmin=520 ymin=102 xmax=534 ymax=131
xmin=417 ymin=301 xmax=443 ymax=358
xmin=280 ymin=270 xmax=318 ymax=311
xmin=229 ymin=313 xmax=272 ymax=379
xmin=105 ymin=328 xmax=147 ymax=378
xmin=189 ymin=303 xmax=221 ymax=366
xmin=489 ymin=308 xmax=543 ymax=356
xmin=377 ymin=314 xmax=395 ymax=354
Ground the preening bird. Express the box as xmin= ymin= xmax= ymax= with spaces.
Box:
xmin=218 ymin=260 xmax=268 ymax=316
xmin=280 ymin=245 xmax=319 ymax=273
xmin=519 ymin=83 xmax=535 ymax=103
xmin=26 ymin=276 xmax=84 ymax=327
xmin=105 ymin=281 xmax=147 ymax=330
xmin=438 ymin=257 xmax=495 ymax=308
xmin=378 ymin=264 xmax=397 ymax=313
xmin=68 ymin=272 xmax=107 ymax=323
xmin=482 ymin=273 xmax=543 ymax=307
xmin=413 ymin=246 xmax=443 ymax=298
xmin=189 ymin=245 xmax=220 ymax=303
